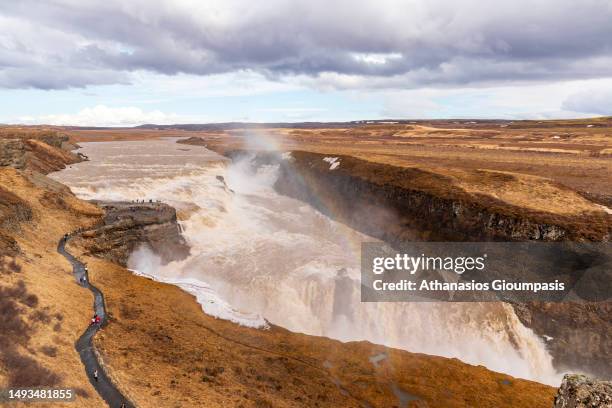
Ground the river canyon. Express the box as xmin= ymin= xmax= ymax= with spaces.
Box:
xmin=50 ymin=137 xmax=562 ymax=386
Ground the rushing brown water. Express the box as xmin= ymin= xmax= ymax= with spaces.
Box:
xmin=51 ymin=138 xmax=561 ymax=384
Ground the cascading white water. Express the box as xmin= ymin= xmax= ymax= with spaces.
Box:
xmin=51 ymin=138 xmax=561 ymax=385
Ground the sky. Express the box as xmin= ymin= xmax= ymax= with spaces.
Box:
xmin=1 ymin=0 xmax=612 ymax=126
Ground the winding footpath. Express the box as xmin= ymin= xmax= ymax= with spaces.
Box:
xmin=58 ymin=234 xmax=134 ymax=408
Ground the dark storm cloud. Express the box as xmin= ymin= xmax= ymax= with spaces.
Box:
xmin=0 ymin=68 xmax=127 ymax=90
xmin=1 ymin=0 xmax=612 ymax=89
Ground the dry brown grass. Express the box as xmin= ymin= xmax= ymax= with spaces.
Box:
xmin=0 ymin=167 xmax=104 ymax=406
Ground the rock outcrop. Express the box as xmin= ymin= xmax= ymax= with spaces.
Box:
xmin=75 ymin=201 xmax=190 ymax=266
xmin=0 ymin=129 xmax=88 ymax=255
xmin=0 ymin=130 xmax=83 ymax=174
xmin=554 ymin=374 xmax=612 ymax=408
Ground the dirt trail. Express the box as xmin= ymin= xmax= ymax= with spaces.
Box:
xmin=58 ymin=234 xmax=134 ymax=408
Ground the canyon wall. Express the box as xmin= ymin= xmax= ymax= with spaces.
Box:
xmin=0 ymin=131 xmax=84 ymax=174
xmin=267 ymin=151 xmax=610 ymax=243
xmin=0 ymin=131 xmax=89 ymax=257
xmin=75 ymin=201 xmax=190 ymax=267
xmin=513 ymin=302 xmax=611 ymax=380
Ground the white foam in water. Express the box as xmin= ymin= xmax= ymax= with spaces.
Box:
xmin=128 ymin=246 xmax=268 ymax=329
xmin=51 ymin=138 xmax=562 ymax=385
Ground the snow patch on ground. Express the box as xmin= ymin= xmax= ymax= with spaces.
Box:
xmin=323 ymin=156 xmax=340 ymax=170
xmin=597 ymin=204 xmax=612 ymax=215
xmin=129 ymin=268 xmax=270 ymax=329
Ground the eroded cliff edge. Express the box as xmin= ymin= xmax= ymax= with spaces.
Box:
xmin=0 ymin=129 xmax=85 ymax=174
xmin=269 ymin=151 xmax=611 ymax=243
xmin=75 ymin=201 xmax=190 ymax=267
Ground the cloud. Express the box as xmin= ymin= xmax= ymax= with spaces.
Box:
xmin=17 ymin=105 xmax=196 ymax=127
xmin=0 ymin=67 xmax=129 ymax=90
xmin=0 ymin=0 xmax=611 ymax=90
xmin=562 ymin=88 xmax=612 ymax=116
xmin=255 ymin=107 xmax=328 ymax=120
xmin=373 ymin=78 xmax=612 ymax=120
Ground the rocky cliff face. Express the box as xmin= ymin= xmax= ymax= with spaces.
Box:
xmin=267 ymin=151 xmax=610 ymax=242
xmin=75 ymin=201 xmax=190 ymax=267
xmin=513 ymin=302 xmax=611 ymax=379
xmin=0 ymin=131 xmax=83 ymax=174
xmin=554 ymin=374 xmax=611 ymax=408
xmin=0 ymin=130 xmax=87 ymax=255
xmin=0 ymin=139 xmax=27 ymax=169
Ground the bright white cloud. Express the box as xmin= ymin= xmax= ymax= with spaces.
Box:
xmin=352 ymin=53 xmax=403 ymax=65
xmin=377 ymin=78 xmax=612 ymax=119
xmin=17 ymin=105 xmax=200 ymax=127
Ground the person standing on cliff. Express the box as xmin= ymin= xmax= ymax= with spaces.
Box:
xmin=93 ymin=369 xmax=98 ymax=382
